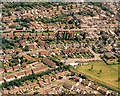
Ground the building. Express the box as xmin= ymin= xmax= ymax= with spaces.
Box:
xmin=42 ymin=58 xmax=56 ymax=68
xmin=104 ymin=52 xmax=115 ymax=60
xmin=32 ymin=65 xmax=49 ymax=74
xmin=15 ymin=71 xmax=25 ymax=79
xmin=4 ymin=74 xmax=15 ymax=82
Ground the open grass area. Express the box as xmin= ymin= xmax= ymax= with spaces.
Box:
xmin=76 ymin=61 xmax=119 ymax=89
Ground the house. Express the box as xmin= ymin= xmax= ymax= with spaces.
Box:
xmin=30 ymin=21 xmax=39 ymax=29
xmin=81 ymin=79 xmax=91 ymax=86
xmin=98 ymin=88 xmax=109 ymax=95
xmin=42 ymin=58 xmax=56 ymax=68
xmin=27 ymin=44 xmax=36 ymax=50
xmin=1 ymin=33 xmax=8 ymax=38
xmin=90 ymin=84 xmax=100 ymax=90
xmin=3 ymin=54 xmax=12 ymax=61
xmin=0 ymin=78 xmax=4 ymax=84
xmin=7 ymin=33 xmax=14 ymax=39
xmin=39 ymin=51 xmax=49 ymax=56
xmin=14 ymin=33 xmax=21 ymax=37
xmin=58 ymin=6 xmax=62 ymax=10
xmin=99 ymin=48 xmax=108 ymax=53
xmin=4 ymin=49 xmax=13 ymax=54
xmin=52 ymin=6 xmax=57 ymax=10
xmin=4 ymin=74 xmax=15 ymax=82
xmin=23 ymin=55 xmax=36 ymax=62
xmin=37 ymin=33 xmax=42 ymax=37
xmin=48 ymin=33 xmax=55 ymax=38
xmin=14 ymin=48 xmax=22 ymax=53
xmin=13 ymin=65 xmax=21 ymax=71
xmin=30 ymin=33 xmax=37 ymax=38
xmin=63 ymin=83 xmax=74 ymax=90
xmin=24 ymin=69 xmax=32 ymax=76
xmin=32 ymin=65 xmax=49 ymax=74
xmin=15 ymin=71 xmax=25 ymax=79
xmin=21 ymin=62 xmax=29 ymax=68
xmin=104 ymin=52 xmax=115 ymax=60
xmin=23 ymin=33 xmax=29 ymax=38
xmin=42 ymin=33 xmax=48 ymax=38
xmin=4 ymin=67 xmax=13 ymax=73
xmin=2 ymin=16 xmax=9 ymax=21
xmin=9 ymin=15 xmax=16 ymax=20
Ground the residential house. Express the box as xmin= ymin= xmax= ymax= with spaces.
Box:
xmin=0 ymin=78 xmax=4 ymax=85
xmin=90 ymin=84 xmax=100 ymax=90
xmin=42 ymin=58 xmax=56 ymax=68
xmin=104 ymin=52 xmax=115 ymax=60
xmin=29 ymin=33 xmax=37 ymax=38
xmin=32 ymin=65 xmax=49 ymax=74
xmin=21 ymin=62 xmax=29 ymax=68
xmin=14 ymin=48 xmax=22 ymax=53
xmin=4 ymin=74 xmax=15 ymax=82
xmin=23 ymin=33 xmax=29 ymax=38
xmin=27 ymin=44 xmax=36 ymax=50
xmin=14 ymin=33 xmax=21 ymax=37
xmin=24 ymin=69 xmax=32 ymax=76
xmin=98 ymin=88 xmax=109 ymax=95
xmin=15 ymin=71 xmax=25 ymax=79
xmin=5 ymin=49 xmax=13 ymax=54
xmin=39 ymin=51 xmax=49 ymax=56
xmin=13 ymin=65 xmax=21 ymax=71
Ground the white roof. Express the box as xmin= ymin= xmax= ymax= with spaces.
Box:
xmin=69 ymin=63 xmax=79 ymax=66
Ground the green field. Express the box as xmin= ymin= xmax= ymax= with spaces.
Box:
xmin=76 ymin=61 xmax=119 ymax=89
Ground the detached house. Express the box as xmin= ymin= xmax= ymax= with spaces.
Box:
xmin=15 ymin=71 xmax=25 ymax=79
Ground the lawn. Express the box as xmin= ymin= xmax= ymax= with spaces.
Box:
xmin=76 ymin=61 xmax=119 ymax=89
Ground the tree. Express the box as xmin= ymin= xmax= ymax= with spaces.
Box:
xmin=100 ymin=69 xmax=102 ymax=74
xmin=83 ymin=32 xmax=86 ymax=39
xmin=59 ymin=76 xmax=63 ymax=79
xmin=91 ymin=64 xmax=93 ymax=70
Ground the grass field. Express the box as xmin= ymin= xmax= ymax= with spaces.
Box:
xmin=76 ymin=61 xmax=119 ymax=89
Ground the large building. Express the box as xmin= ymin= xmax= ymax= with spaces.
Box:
xmin=42 ymin=58 xmax=56 ymax=68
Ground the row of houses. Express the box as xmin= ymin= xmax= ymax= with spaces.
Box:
xmin=2 ymin=32 xmax=74 ymax=39
xmin=0 ymin=65 xmax=49 ymax=84
xmin=70 ymin=76 xmax=109 ymax=95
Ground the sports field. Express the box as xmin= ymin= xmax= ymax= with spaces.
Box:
xmin=76 ymin=61 xmax=119 ymax=89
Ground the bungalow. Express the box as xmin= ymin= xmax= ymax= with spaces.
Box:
xmin=32 ymin=65 xmax=49 ymax=74
xmin=4 ymin=74 xmax=15 ymax=82
xmin=104 ymin=52 xmax=115 ymax=60
xmin=4 ymin=67 xmax=13 ymax=73
xmin=42 ymin=58 xmax=56 ymax=68
xmin=3 ymin=54 xmax=12 ymax=61
xmin=15 ymin=71 xmax=25 ymax=79
xmin=7 ymin=33 xmax=14 ymax=39
xmin=24 ymin=69 xmax=32 ymax=76
xmin=13 ymin=65 xmax=21 ymax=71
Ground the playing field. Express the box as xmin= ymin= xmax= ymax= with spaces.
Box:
xmin=76 ymin=61 xmax=119 ymax=89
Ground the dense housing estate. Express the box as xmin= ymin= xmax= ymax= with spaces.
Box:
xmin=0 ymin=2 xmax=120 ymax=95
